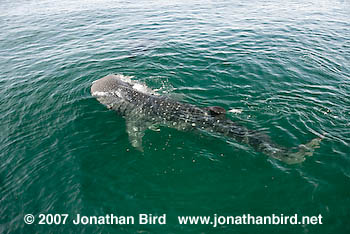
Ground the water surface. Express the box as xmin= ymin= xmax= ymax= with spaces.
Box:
xmin=0 ymin=0 xmax=349 ymax=233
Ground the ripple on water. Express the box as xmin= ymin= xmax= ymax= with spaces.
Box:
xmin=1 ymin=0 xmax=350 ymax=233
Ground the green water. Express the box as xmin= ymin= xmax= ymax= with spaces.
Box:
xmin=1 ymin=0 xmax=349 ymax=233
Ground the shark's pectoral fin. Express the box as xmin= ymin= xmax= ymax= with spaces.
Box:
xmin=126 ymin=121 xmax=145 ymax=151
xmin=125 ymin=113 xmax=160 ymax=151
xmin=125 ymin=117 xmax=150 ymax=151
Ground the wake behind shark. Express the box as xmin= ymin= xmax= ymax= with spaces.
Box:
xmin=91 ymin=74 xmax=322 ymax=164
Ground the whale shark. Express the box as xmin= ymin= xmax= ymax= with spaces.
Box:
xmin=91 ymin=74 xmax=322 ymax=164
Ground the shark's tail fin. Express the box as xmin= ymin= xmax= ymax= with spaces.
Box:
xmin=282 ymin=137 xmax=323 ymax=164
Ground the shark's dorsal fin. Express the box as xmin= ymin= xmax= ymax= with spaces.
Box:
xmin=205 ymin=106 xmax=226 ymax=117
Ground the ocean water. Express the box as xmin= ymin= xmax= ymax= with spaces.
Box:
xmin=0 ymin=0 xmax=349 ymax=233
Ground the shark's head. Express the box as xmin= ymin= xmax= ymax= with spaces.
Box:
xmin=91 ymin=74 xmax=154 ymax=95
xmin=91 ymin=74 xmax=135 ymax=109
xmin=91 ymin=74 xmax=155 ymax=110
xmin=91 ymin=74 xmax=131 ymax=94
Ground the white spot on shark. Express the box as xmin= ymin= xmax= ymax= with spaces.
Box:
xmin=92 ymin=91 xmax=110 ymax=97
